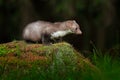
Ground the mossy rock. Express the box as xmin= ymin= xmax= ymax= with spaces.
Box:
xmin=0 ymin=41 xmax=99 ymax=79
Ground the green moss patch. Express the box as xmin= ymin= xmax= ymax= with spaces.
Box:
xmin=0 ymin=41 xmax=99 ymax=80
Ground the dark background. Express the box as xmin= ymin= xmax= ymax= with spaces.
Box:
xmin=0 ymin=0 xmax=119 ymax=51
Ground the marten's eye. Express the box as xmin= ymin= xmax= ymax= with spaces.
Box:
xmin=75 ymin=28 xmax=78 ymax=30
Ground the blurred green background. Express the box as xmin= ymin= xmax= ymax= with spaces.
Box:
xmin=0 ymin=0 xmax=119 ymax=51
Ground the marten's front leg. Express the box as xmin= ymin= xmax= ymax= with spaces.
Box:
xmin=51 ymin=37 xmax=63 ymax=43
xmin=59 ymin=37 xmax=63 ymax=42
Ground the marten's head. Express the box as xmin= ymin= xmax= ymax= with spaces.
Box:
xmin=65 ymin=20 xmax=82 ymax=35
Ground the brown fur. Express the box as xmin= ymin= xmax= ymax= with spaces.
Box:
xmin=22 ymin=20 xmax=82 ymax=44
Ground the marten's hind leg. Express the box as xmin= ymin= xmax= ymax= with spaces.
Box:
xmin=41 ymin=34 xmax=52 ymax=45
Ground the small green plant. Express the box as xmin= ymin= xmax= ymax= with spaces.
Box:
xmin=89 ymin=46 xmax=120 ymax=80
xmin=15 ymin=44 xmax=21 ymax=57
xmin=0 ymin=46 xmax=9 ymax=56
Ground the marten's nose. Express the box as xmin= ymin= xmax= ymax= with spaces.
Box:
xmin=76 ymin=30 xmax=82 ymax=34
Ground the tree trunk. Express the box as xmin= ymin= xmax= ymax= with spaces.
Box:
xmin=97 ymin=28 xmax=105 ymax=50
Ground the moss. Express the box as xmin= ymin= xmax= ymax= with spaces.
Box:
xmin=0 ymin=41 xmax=99 ymax=79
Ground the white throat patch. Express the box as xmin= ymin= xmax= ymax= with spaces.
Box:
xmin=50 ymin=30 xmax=72 ymax=39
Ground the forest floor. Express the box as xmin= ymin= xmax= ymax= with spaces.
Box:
xmin=0 ymin=41 xmax=120 ymax=80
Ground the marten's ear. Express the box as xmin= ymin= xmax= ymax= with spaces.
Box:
xmin=73 ymin=20 xmax=76 ymax=23
xmin=65 ymin=21 xmax=73 ymax=27
xmin=73 ymin=20 xmax=76 ymax=22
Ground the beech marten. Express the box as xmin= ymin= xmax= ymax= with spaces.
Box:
xmin=22 ymin=20 xmax=82 ymax=44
